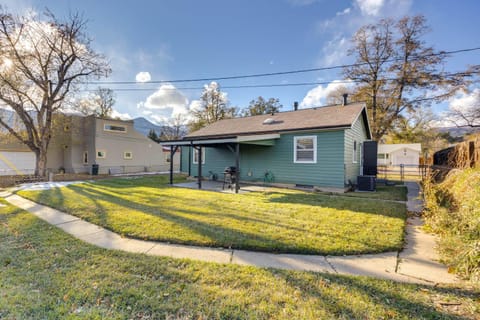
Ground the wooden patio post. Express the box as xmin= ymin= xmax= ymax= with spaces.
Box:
xmin=188 ymin=144 xmax=192 ymax=177
xmin=169 ymin=146 xmax=178 ymax=185
xmin=235 ymin=143 xmax=240 ymax=194
xmin=198 ymin=146 xmax=202 ymax=189
xmin=169 ymin=145 xmax=174 ymax=184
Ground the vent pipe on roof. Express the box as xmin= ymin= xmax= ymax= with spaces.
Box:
xmin=293 ymin=101 xmax=299 ymax=111
xmin=342 ymin=93 xmax=348 ymax=106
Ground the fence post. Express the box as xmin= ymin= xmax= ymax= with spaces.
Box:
xmin=400 ymin=164 xmax=404 ymax=181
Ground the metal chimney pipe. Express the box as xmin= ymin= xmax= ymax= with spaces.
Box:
xmin=342 ymin=93 xmax=348 ymax=106
xmin=294 ymin=101 xmax=298 ymax=111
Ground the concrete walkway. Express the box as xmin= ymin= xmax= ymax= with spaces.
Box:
xmin=0 ymin=182 xmax=458 ymax=285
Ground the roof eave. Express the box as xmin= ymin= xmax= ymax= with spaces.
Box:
xmin=185 ymin=124 xmax=352 ymax=141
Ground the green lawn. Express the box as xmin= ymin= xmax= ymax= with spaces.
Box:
xmin=1 ymin=199 xmax=478 ymax=319
xmin=18 ymin=175 xmax=407 ymax=255
xmin=341 ymin=185 xmax=408 ymax=201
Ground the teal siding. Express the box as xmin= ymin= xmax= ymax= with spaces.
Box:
xmin=344 ymin=115 xmax=369 ymax=184
xmin=181 ymin=146 xmax=235 ymax=177
xmin=182 ymin=130 xmax=346 ymax=189
xmin=180 ymin=146 xmax=189 ymax=174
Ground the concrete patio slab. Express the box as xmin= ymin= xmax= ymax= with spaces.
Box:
xmin=148 ymin=243 xmax=233 ymax=263
xmin=231 ymin=250 xmax=334 ymax=273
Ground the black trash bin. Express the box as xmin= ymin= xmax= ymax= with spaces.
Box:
xmin=92 ymin=164 xmax=99 ymax=175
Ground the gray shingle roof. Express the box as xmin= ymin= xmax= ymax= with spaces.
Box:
xmin=186 ymin=102 xmax=367 ymax=139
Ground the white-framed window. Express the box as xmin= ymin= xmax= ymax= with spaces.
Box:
xmin=124 ymin=151 xmax=133 ymax=160
xmin=193 ymin=147 xmax=205 ymax=164
xmin=353 ymin=140 xmax=358 ymax=163
xmin=104 ymin=124 xmax=127 ymax=133
xmin=96 ymin=150 xmax=106 ymax=159
xmin=83 ymin=151 xmax=88 ymax=164
xmin=294 ymin=136 xmax=317 ymax=163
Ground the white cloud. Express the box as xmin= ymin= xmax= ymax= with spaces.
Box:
xmin=188 ymin=99 xmax=203 ymax=112
xmin=137 ymin=84 xmax=189 ymax=124
xmin=1 ymin=0 xmax=34 ymax=15
xmin=444 ymin=88 xmax=480 ymax=126
xmin=319 ymin=35 xmax=349 ymax=67
xmin=135 ymin=71 xmax=151 ymax=83
xmin=315 ymin=0 xmax=412 ymax=68
xmin=336 ymin=7 xmax=351 ymax=16
xmin=355 ymin=0 xmax=384 ymax=16
xmin=111 ymin=109 xmax=132 ymax=120
xmin=301 ymin=80 xmax=354 ymax=108
xmin=449 ymin=89 xmax=480 ymax=110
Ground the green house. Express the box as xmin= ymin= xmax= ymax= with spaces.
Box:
xmin=163 ymin=101 xmax=372 ymax=193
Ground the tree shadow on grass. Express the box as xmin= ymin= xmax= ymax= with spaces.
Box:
xmin=275 ymin=269 xmax=476 ymax=319
xmin=37 ymin=183 xmax=388 ymax=255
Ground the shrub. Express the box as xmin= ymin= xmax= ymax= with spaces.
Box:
xmin=423 ymin=168 xmax=480 ymax=281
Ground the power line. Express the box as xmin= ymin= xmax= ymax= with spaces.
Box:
xmin=85 ymin=46 xmax=480 ymax=86
xmin=80 ymin=70 xmax=478 ymax=93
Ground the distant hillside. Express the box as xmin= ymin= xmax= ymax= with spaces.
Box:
xmin=435 ymin=126 xmax=480 ymax=138
xmin=133 ymin=117 xmax=163 ymax=136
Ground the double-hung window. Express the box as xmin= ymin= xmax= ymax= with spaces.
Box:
xmin=193 ymin=148 xmax=205 ymax=164
xmin=353 ymin=140 xmax=358 ymax=163
xmin=294 ymin=136 xmax=317 ymax=163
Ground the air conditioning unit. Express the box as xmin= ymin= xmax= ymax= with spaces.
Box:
xmin=357 ymin=175 xmax=376 ymax=192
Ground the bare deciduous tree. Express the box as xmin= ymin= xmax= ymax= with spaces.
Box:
xmin=78 ymin=87 xmax=115 ymax=118
xmin=0 ymin=9 xmax=110 ymax=176
xmin=345 ymin=15 xmax=475 ymax=141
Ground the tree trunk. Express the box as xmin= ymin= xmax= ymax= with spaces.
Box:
xmin=35 ymin=148 xmax=48 ymax=177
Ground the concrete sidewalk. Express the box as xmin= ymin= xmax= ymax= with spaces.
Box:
xmin=0 ymin=182 xmax=458 ymax=285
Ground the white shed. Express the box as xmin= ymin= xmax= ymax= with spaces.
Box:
xmin=377 ymin=144 xmax=422 ymax=166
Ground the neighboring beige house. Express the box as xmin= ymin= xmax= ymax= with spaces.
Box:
xmin=0 ymin=114 xmax=179 ymax=175
xmin=377 ymin=143 xmax=421 ymax=166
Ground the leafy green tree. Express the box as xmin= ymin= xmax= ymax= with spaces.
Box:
xmin=344 ymin=15 xmax=475 ymax=141
xmin=242 ymin=96 xmax=282 ymax=116
xmin=188 ymin=82 xmax=237 ymax=132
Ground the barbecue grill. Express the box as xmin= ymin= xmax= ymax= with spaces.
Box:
xmin=223 ymin=166 xmax=237 ymax=190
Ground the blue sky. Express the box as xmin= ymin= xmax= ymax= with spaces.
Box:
xmin=3 ymin=0 xmax=480 ymax=124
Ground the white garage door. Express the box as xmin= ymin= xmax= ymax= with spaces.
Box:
xmin=0 ymin=151 xmax=35 ymax=175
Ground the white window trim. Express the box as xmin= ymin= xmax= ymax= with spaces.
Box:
xmin=192 ymin=148 xmax=205 ymax=164
xmin=293 ymin=136 xmax=317 ymax=164
xmin=96 ymin=150 xmax=106 ymax=159
xmin=124 ymin=151 xmax=133 ymax=160
xmin=353 ymin=140 xmax=358 ymax=164
xmin=83 ymin=151 xmax=88 ymax=164
xmin=103 ymin=123 xmax=127 ymax=133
